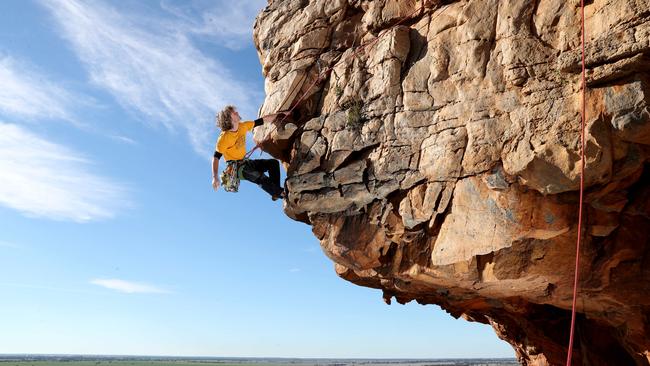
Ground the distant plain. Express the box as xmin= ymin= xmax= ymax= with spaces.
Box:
xmin=0 ymin=356 xmax=518 ymax=366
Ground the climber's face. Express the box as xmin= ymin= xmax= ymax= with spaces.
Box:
xmin=230 ymin=109 xmax=241 ymax=131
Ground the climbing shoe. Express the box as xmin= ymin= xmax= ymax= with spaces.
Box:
xmin=271 ymin=191 xmax=286 ymax=201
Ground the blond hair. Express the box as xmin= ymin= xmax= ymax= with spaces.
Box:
xmin=217 ymin=105 xmax=236 ymax=131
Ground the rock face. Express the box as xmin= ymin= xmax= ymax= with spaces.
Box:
xmin=253 ymin=1 xmax=650 ymax=364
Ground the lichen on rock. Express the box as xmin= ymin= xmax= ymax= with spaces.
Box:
xmin=253 ymin=1 xmax=650 ymax=365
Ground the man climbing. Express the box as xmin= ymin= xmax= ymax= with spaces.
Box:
xmin=211 ymin=105 xmax=286 ymax=200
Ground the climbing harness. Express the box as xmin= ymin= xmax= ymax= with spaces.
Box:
xmin=566 ymin=1 xmax=586 ymax=365
xmin=220 ymin=159 xmax=246 ymax=193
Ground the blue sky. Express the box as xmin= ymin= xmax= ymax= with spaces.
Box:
xmin=0 ymin=0 xmax=514 ymax=358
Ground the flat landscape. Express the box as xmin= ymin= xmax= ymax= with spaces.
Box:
xmin=0 ymin=356 xmax=518 ymax=366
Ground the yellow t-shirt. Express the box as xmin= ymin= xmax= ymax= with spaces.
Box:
xmin=215 ymin=121 xmax=255 ymax=161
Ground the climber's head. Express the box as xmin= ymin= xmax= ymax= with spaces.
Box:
xmin=216 ymin=105 xmax=240 ymax=131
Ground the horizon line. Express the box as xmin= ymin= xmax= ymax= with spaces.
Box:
xmin=0 ymin=353 xmax=517 ymax=361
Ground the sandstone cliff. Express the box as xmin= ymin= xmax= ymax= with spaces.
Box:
xmin=252 ymin=1 xmax=650 ymax=364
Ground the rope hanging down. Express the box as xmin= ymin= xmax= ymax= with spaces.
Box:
xmin=245 ymin=1 xmax=432 ymax=159
xmin=566 ymin=0 xmax=586 ymax=365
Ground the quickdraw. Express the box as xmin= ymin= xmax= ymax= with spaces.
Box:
xmin=220 ymin=160 xmax=246 ymax=193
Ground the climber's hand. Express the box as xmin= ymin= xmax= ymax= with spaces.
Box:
xmin=212 ymin=177 xmax=220 ymax=191
xmin=275 ymin=111 xmax=289 ymax=120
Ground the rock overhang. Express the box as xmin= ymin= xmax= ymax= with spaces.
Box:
xmin=253 ymin=1 xmax=650 ymax=364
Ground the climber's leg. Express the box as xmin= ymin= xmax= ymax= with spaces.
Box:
xmin=241 ymin=159 xmax=284 ymax=199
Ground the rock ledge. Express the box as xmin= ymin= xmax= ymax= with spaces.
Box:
xmin=253 ymin=1 xmax=650 ymax=365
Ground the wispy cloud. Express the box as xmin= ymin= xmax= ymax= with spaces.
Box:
xmin=90 ymin=278 xmax=171 ymax=294
xmin=161 ymin=0 xmax=267 ymax=50
xmin=0 ymin=123 xmax=131 ymax=222
xmin=42 ymin=0 xmax=260 ymax=155
xmin=0 ymin=56 xmax=79 ymax=122
xmin=109 ymin=135 xmax=138 ymax=145
xmin=289 ymin=268 xmax=301 ymax=273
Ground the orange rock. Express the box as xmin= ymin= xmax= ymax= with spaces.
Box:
xmin=254 ymin=0 xmax=650 ymax=364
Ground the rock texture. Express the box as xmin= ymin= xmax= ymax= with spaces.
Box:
xmin=252 ymin=1 xmax=650 ymax=365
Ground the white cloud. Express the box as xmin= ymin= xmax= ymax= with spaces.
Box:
xmin=90 ymin=278 xmax=171 ymax=294
xmin=161 ymin=0 xmax=267 ymax=50
xmin=0 ymin=123 xmax=131 ymax=222
xmin=289 ymin=268 xmax=301 ymax=273
xmin=42 ymin=0 xmax=261 ymax=155
xmin=0 ymin=56 xmax=78 ymax=122
xmin=109 ymin=135 xmax=138 ymax=145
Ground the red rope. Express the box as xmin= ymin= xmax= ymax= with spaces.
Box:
xmin=245 ymin=1 xmax=430 ymax=159
xmin=566 ymin=0 xmax=586 ymax=364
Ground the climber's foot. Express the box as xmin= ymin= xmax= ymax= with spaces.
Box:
xmin=272 ymin=191 xmax=286 ymax=201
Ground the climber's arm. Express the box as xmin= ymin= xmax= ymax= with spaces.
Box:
xmin=258 ymin=112 xmax=288 ymax=125
xmin=211 ymin=151 xmax=222 ymax=191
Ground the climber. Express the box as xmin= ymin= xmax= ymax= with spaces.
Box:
xmin=211 ymin=105 xmax=286 ymax=200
